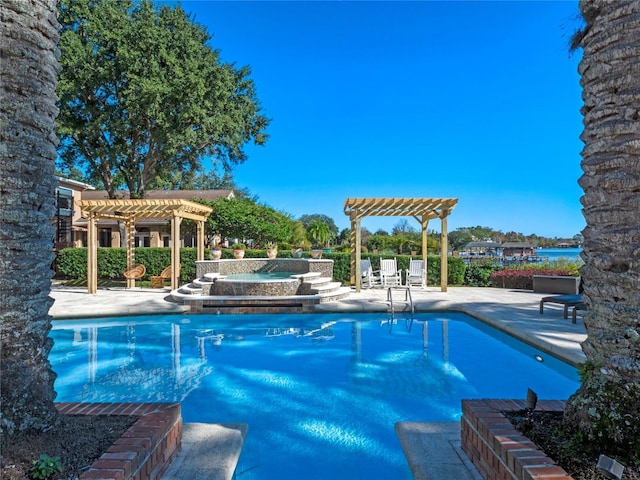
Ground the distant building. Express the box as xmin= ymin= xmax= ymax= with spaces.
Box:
xmin=461 ymin=241 xmax=501 ymax=257
xmin=54 ymin=176 xmax=95 ymax=250
xmin=500 ymin=242 xmax=536 ymax=258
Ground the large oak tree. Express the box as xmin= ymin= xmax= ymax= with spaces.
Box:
xmin=56 ymin=0 xmax=269 ymax=198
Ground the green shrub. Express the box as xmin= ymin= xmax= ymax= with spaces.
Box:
xmin=464 ymin=263 xmax=501 ymax=287
xmin=426 ymin=256 xmax=465 ymax=285
xmin=30 ymin=454 xmax=62 ymax=480
xmin=56 ymin=247 xmax=199 ymax=282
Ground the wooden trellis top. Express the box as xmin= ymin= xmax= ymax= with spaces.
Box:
xmin=78 ymin=198 xmax=213 ymax=222
xmin=343 ymin=197 xmax=458 ymax=220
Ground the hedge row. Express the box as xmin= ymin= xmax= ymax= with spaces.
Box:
xmin=55 ymin=248 xmax=468 ymax=286
xmin=56 ymin=248 xmax=581 ymax=289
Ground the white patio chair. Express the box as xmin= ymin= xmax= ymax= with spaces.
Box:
xmin=379 ymin=258 xmax=402 ymax=287
xmin=405 ymin=258 xmax=426 ymax=288
xmin=360 ymin=259 xmax=381 ymax=288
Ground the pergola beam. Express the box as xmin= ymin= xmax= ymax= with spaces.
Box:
xmin=344 ymin=197 xmax=458 ymax=292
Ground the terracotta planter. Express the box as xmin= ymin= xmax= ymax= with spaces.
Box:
xmin=210 ymin=249 xmax=222 ymax=260
xmin=267 ymin=248 xmax=277 ymax=259
xmin=311 ymin=249 xmax=323 ymax=259
xmin=233 ymin=249 xmax=245 ymax=259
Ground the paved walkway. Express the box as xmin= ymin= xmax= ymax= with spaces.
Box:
xmin=48 ymin=284 xmax=587 ymax=480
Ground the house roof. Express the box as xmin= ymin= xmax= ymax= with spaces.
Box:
xmin=464 ymin=242 xmax=501 ymax=249
xmin=81 ymin=189 xmax=234 ymax=201
xmin=56 ymin=176 xmax=95 ymax=191
xmin=501 ymin=242 xmax=536 ymax=249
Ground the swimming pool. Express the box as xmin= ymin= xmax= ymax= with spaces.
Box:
xmin=49 ymin=312 xmax=579 ymax=479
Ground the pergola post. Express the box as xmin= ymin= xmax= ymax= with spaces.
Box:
xmin=353 ymin=216 xmax=361 ymax=292
xmin=421 ymin=216 xmax=429 ymax=285
xmin=125 ymin=216 xmax=136 ymax=289
xmin=196 ymin=220 xmax=205 ymax=261
xmin=440 ymin=212 xmax=449 ymax=292
xmin=87 ymin=212 xmax=97 ymax=294
xmin=171 ymin=215 xmax=182 ymax=290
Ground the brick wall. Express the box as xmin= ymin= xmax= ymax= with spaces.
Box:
xmin=460 ymin=399 xmax=573 ymax=480
xmin=56 ymin=402 xmax=182 ymax=480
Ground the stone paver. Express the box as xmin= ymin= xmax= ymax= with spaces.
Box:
xmin=48 ymin=284 xmax=587 ymax=479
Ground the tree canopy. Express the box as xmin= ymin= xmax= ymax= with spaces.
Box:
xmin=195 ymin=197 xmax=295 ymax=246
xmin=306 ymin=220 xmax=332 ymax=248
xmin=56 ymin=0 xmax=269 ymax=198
xmin=299 ymin=214 xmax=339 ymax=238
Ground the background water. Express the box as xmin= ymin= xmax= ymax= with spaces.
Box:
xmin=50 ymin=313 xmax=580 ymax=480
xmin=537 ymin=247 xmax=582 ymax=263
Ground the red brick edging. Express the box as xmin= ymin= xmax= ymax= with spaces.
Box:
xmin=56 ymin=402 xmax=182 ymax=480
xmin=461 ymin=399 xmax=573 ymax=480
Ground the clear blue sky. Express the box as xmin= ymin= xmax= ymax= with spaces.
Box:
xmin=172 ymin=0 xmax=584 ymax=238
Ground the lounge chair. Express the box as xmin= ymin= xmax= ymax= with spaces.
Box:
xmin=571 ymin=302 xmax=586 ymax=324
xmin=123 ymin=264 xmax=146 ymax=288
xmin=405 ymin=258 xmax=426 ymax=288
xmin=539 ymin=294 xmax=582 ymax=319
xmin=361 ymin=259 xmax=380 ymax=288
xmin=379 ymin=258 xmax=402 ymax=287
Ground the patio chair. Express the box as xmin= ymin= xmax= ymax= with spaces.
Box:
xmin=360 ymin=259 xmax=381 ymax=288
xmin=150 ymin=264 xmax=180 ymax=288
xmin=123 ymin=264 xmax=146 ymax=289
xmin=405 ymin=258 xmax=426 ymax=288
xmin=379 ymin=258 xmax=402 ymax=287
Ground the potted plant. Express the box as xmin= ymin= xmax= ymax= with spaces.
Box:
xmin=232 ymin=242 xmax=246 ymax=259
xmin=265 ymin=241 xmax=278 ymax=259
xmin=209 ymin=243 xmax=222 ymax=260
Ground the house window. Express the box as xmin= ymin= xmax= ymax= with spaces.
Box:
xmin=135 ymin=227 xmax=150 ymax=248
xmin=98 ymin=228 xmax=112 ymax=247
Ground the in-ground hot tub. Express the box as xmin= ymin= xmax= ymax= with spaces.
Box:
xmin=195 ymin=258 xmax=334 ymax=297
xmin=211 ymin=272 xmax=302 ymax=296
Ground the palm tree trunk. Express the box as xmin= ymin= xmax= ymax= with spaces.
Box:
xmin=564 ymin=0 xmax=640 ymax=455
xmin=0 ymin=0 xmax=61 ymax=435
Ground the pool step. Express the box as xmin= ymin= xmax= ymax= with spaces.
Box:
xmin=179 ymin=283 xmax=204 ymax=295
xmin=171 ymin=271 xmax=351 ymax=312
xmin=318 ymin=286 xmax=352 ymax=303
xmin=310 ymin=281 xmax=343 ymax=295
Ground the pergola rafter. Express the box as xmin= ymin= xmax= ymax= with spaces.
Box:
xmin=78 ymin=199 xmax=213 ymax=293
xmin=344 ymin=197 xmax=458 ymax=292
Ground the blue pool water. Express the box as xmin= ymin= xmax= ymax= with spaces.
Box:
xmin=49 ymin=312 xmax=580 ymax=479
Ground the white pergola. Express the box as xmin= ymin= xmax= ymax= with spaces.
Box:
xmin=78 ymin=199 xmax=212 ymax=293
xmin=344 ymin=197 xmax=458 ymax=292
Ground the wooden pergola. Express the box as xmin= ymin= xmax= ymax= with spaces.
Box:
xmin=344 ymin=197 xmax=458 ymax=292
xmin=78 ymin=199 xmax=213 ymax=293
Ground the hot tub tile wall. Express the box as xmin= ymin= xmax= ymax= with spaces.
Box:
xmin=461 ymin=399 xmax=573 ymax=480
xmin=196 ymin=258 xmax=333 ymax=279
xmin=56 ymin=402 xmax=182 ymax=480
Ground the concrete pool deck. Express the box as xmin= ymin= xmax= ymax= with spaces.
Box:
xmin=48 ymin=284 xmax=587 ymax=480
